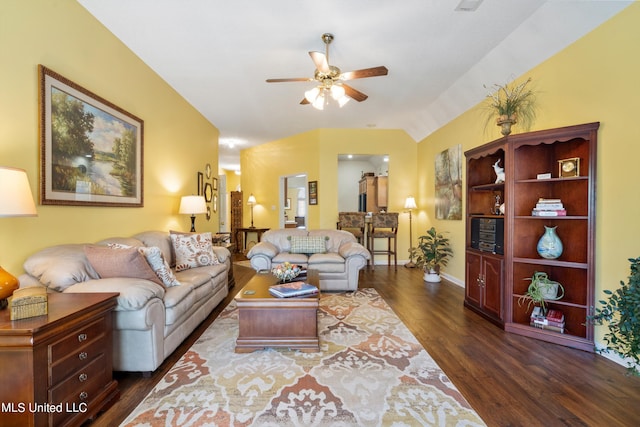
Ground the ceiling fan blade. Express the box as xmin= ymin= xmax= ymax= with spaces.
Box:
xmin=300 ymin=98 xmax=310 ymax=105
xmin=309 ymin=51 xmax=330 ymax=74
xmin=266 ymin=77 xmax=313 ymax=83
xmin=340 ymin=66 xmax=388 ymax=81
xmin=343 ymin=84 xmax=368 ymax=102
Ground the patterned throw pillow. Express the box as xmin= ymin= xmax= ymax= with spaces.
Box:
xmin=108 ymin=243 xmax=181 ymax=287
xmin=289 ymin=235 xmax=327 ymax=254
xmin=170 ymin=232 xmax=219 ymax=272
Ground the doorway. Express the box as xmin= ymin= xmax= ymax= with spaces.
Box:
xmin=281 ymin=174 xmax=307 ymax=229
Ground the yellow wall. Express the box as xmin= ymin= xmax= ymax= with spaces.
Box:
xmin=0 ymin=0 xmax=220 ymax=274
xmin=242 ymin=128 xmax=418 ymax=261
xmin=417 ymin=4 xmax=640 ymax=342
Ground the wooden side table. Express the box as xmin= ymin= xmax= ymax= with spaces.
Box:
xmin=234 ymin=227 xmax=269 ymax=253
xmin=0 ymin=292 xmax=119 ymax=427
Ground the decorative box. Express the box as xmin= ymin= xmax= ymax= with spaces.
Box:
xmin=8 ymin=287 xmax=48 ymax=320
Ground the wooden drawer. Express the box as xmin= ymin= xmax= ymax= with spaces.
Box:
xmin=49 ymin=317 xmax=107 ymax=362
xmin=49 ymin=352 xmax=107 ymax=402
xmin=50 ymin=332 xmax=107 ymax=386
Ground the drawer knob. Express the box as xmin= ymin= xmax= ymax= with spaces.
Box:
xmin=78 ymin=352 xmax=88 ymax=361
xmin=78 ymin=333 xmax=88 ymax=342
xmin=78 ymin=373 xmax=88 ymax=382
xmin=79 ymin=391 xmax=88 ymax=401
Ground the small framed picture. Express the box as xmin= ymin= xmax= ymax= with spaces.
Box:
xmin=558 ymin=157 xmax=580 ymax=178
xmin=309 ymin=181 xmax=318 ymax=205
xmin=197 ymin=172 xmax=204 ymax=195
xmin=213 ymin=177 xmax=218 ymax=191
xmin=285 ymin=198 xmax=291 ymax=210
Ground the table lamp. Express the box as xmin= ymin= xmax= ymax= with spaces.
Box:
xmin=0 ymin=166 xmax=38 ymax=307
xmin=247 ymin=193 xmax=257 ymax=228
xmin=404 ymin=196 xmax=417 ymax=268
xmin=179 ymin=195 xmax=207 ymax=232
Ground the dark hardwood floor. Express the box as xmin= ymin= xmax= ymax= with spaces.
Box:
xmin=90 ymin=262 xmax=640 ymax=427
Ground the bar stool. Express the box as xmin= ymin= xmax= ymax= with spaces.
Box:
xmin=368 ymin=212 xmax=398 ymax=270
xmin=337 ymin=211 xmax=366 ymax=245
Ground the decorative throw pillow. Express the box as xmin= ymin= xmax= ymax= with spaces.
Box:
xmin=170 ymin=232 xmax=219 ymax=272
xmin=289 ymin=235 xmax=327 ymax=254
xmin=84 ymin=245 xmax=163 ymax=286
xmin=108 ymin=243 xmax=181 ymax=287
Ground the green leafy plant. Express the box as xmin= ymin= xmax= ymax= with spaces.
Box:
xmin=588 ymin=257 xmax=640 ymax=376
xmin=518 ymin=271 xmax=565 ymax=314
xmin=483 ymin=77 xmax=537 ymax=133
xmin=408 ymin=227 xmax=453 ymax=272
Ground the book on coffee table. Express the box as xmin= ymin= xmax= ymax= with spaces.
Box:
xmin=269 ymin=281 xmax=319 ymax=298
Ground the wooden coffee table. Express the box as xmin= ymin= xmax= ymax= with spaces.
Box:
xmin=234 ymin=269 xmax=320 ymax=353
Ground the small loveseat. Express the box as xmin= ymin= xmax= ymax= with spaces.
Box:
xmin=246 ymin=229 xmax=370 ymax=291
xmin=18 ymin=230 xmax=230 ymax=374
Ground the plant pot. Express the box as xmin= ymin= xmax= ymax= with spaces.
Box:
xmin=496 ymin=114 xmax=517 ymax=136
xmin=540 ymin=282 xmax=559 ymax=299
xmin=424 ymin=269 xmax=441 ymax=283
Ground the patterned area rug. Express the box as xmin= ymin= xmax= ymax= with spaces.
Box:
xmin=122 ymin=288 xmax=485 ymax=426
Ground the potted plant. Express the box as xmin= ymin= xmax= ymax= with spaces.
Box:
xmin=483 ymin=77 xmax=537 ymax=135
xmin=587 ymin=257 xmax=640 ymax=376
xmin=517 ymin=271 xmax=565 ymax=314
xmin=408 ymin=227 xmax=453 ymax=283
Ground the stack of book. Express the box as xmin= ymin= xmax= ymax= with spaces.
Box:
xmin=269 ymin=281 xmax=319 ymax=298
xmin=532 ymin=198 xmax=566 ymax=216
xmin=530 ymin=307 xmax=565 ymax=333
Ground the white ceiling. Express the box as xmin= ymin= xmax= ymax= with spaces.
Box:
xmin=77 ymin=0 xmax=631 ymax=171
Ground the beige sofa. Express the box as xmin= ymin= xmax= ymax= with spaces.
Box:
xmin=18 ymin=230 xmax=230 ymax=374
xmin=246 ymin=229 xmax=370 ymax=291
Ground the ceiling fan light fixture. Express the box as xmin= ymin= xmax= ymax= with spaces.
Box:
xmin=311 ymin=90 xmax=325 ymax=110
xmin=305 ymin=86 xmax=321 ymax=103
xmin=330 ymin=84 xmax=345 ymax=100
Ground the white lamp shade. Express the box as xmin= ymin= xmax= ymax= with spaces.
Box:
xmin=0 ymin=166 xmax=37 ymax=217
xmin=404 ymin=196 xmax=417 ymax=210
xmin=179 ymin=195 xmax=207 ymax=215
xmin=247 ymin=194 xmax=257 ymax=205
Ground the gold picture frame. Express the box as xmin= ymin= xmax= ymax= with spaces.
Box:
xmin=39 ymin=65 xmax=143 ymax=207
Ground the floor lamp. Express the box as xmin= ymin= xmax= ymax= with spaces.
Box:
xmin=404 ymin=196 xmax=417 ymax=268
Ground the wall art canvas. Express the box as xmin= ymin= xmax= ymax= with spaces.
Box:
xmin=435 ymin=144 xmax=462 ymax=220
xmin=39 ymin=65 xmax=143 ymax=206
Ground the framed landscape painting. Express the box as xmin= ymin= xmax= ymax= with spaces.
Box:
xmin=39 ymin=65 xmax=144 ymax=207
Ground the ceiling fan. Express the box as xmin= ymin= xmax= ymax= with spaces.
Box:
xmin=266 ymin=33 xmax=388 ymax=110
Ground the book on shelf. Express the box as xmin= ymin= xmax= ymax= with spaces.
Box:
xmin=546 ymin=309 xmax=565 ymax=322
xmin=532 ymin=209 xmax=567 ymax=217
xmin=269 ymin=281 xmax=319 ymax=298
xmin=538 ymin=198 xmax=562 ymax=204
xmin=530 ymin=321 xmax=565 ymax=333
xmin=535 ymin=203 xmax=564 ymax=210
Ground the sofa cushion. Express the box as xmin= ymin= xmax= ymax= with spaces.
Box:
xmin=107 ymin=243 xmax=181 ymax=288
xmin=164 ymin=285 xmax=196 ymax=325
xmin=262 ymin=229 xmax=308 ymax=251
xmin=308 ymin=252 xmax=347 ymax=273
xmin=63 ymin=277 xmax=165 ymax=311
xmin=84 ymin=245 xmax=164 ymax=286
xmin=309 ymin=229 xmax=356 ymax=253
xmin=134 ymin=231 xmax=175 ymax=267
xmin=170 ymin=232 xmax=219 ymax=272
xmin=272 ymin=252 xmax=309 ymax=266
xmin=289 ymin=235 xmax=327 ymax=254
xmin=23 ymin=244 xmax=99 ymax=292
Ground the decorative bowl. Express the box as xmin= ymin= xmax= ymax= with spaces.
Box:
xmin=271 ymin=262 xmax=301 ymax=282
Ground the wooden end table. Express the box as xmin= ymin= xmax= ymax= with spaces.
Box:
xmin=0 ymin=292 xmax=119 ymax=427
xmin=234 ymin=269 xmax=320 ymax=353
